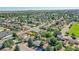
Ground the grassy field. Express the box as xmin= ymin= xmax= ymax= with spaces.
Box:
xmin=68 ymin=22 xmax=79 ymax=37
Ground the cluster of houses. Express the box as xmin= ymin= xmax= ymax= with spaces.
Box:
xmin=0 ymin=13 xmax=79 ymax=51
xmin=57 ymin=34 xmax=79 ymax=48
xmin=0 ymin=17 xmax=24 ymax=31
xmin=0 ymin=31 xmax=13 ymax=49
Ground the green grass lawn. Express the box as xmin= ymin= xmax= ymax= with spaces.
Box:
xmin=68 ymin=22 xmax=79 ymax=37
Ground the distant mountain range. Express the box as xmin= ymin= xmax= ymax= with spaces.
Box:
xmin=0 ymin=7 xmax=79 ymax=11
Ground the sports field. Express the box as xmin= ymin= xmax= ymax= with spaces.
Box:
xmin=69 ymin=22 xmax=79 ymax=37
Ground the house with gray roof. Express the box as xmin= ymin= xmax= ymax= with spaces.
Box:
xmin=30 ymin=28 xmax=40 ymax=33
xmin=33 ymin=40 xmax=41 ymax=47
xmin=0 ymin=31 xmax=13 ymax=40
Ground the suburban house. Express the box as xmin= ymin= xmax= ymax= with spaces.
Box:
xmin=33 ymin=40 xmax=41 ymax=47
xmin=0 ymin=31 xmax=13 ymax=40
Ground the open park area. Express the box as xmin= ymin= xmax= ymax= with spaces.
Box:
xmin=69 ymin=22 xmax=79 ymax=37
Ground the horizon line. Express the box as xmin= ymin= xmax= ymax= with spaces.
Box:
xmin=0 ymin=7 xmax=79 ymax=11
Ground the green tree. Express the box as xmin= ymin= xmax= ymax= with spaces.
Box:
xmin=71 ymin=33 xmax=76 ymax=39
xmin=34 ymin=34 xmax=41 ymax=40
xmin=45 ymin=45 xmax=54 ymax=51
xmin=50 ymin=36 xmax=57 ymax=46
xmin=12 ymin=32 xmax=17 ymax=37
xmin=3 ymin=40 xmax=14 ymax=48
xmin=40 ymin=31 xmax=46 ymax=37
xmin=74 ymin=48 xmax=79 ymax=51
xmin=45 ymin=32 xmax=52 ymax=38
xmin=40 ymin=31 xmax=52 ymax=38
xmin=53 ymin=29 xmax=60 ymax=37
xmin=40 ymin=40 xmax=45 ymax=47
xmin=28 ymin=38 xmax=34 ymax=47
xmin=14 ymin=45 xmax=20 ymax=51
xmin=54 ymin=41 xmax=63 ymax=51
